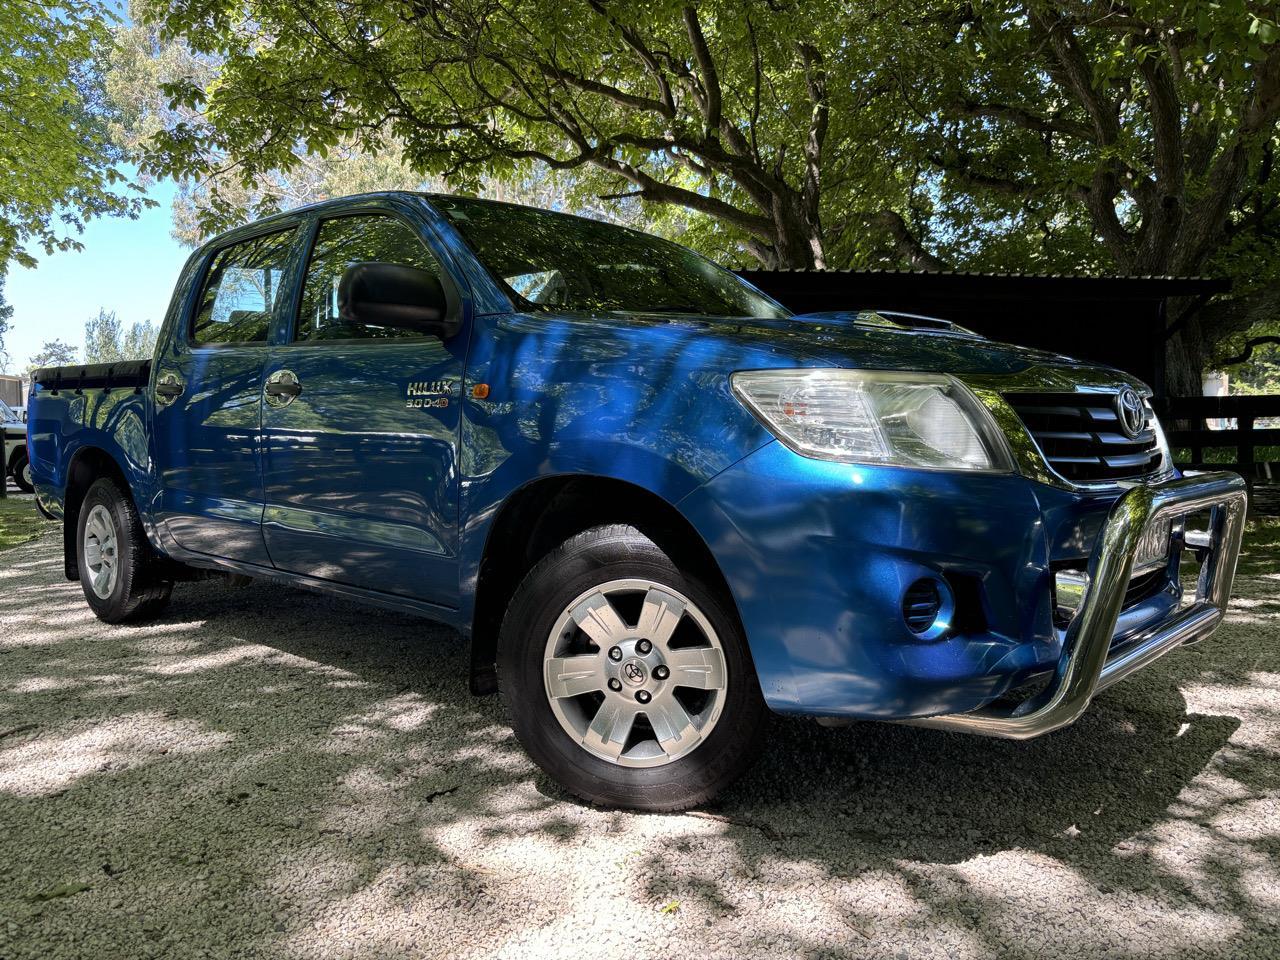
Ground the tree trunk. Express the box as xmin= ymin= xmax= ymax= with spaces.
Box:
xmin=1166 ymin=281 xmax=1280 ymax=395
xmin=1164 ymin=325 xmax=1206 ymax=398
xmin=768 ymin=195 xmax=822 ymax=270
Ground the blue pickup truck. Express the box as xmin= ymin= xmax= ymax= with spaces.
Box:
xmin=28 ymin=192 xmax=1247 ymax=810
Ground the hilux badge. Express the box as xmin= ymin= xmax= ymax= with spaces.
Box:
xmin=1115 ymin=387 xmax=1145 ymax=440
xmin=406 ymin=379 xmax=452 ymax=409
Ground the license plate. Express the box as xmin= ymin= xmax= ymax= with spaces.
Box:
xmin=1133 ymin=515 xmax=1174 ymax=574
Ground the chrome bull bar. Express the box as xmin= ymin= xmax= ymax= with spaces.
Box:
xmin=907 ymin=471 xmax=1248 ymax=740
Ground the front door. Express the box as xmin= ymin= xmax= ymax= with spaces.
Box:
xmin=260 ymin=212 xmax=465 ymax=605
xmin=153 ymin=226 xmax=300 ymax=565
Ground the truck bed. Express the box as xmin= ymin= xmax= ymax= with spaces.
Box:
xmin=27 ymin=359 xmax=156 ymax=539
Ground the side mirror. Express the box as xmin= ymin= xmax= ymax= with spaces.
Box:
xmin=338 ymin=261 xmax=457 ymax=338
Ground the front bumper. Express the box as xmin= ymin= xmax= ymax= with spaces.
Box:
xmin=679 ymin=440 xmax=1246 ymax=724
xmin=906 ymin=470 xmax=1247 ymax=738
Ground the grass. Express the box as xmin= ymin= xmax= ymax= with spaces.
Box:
xmin=1237 ymin=515 xmax=1280 ymax=578
xmin=1171 ymin=446 xmax=1280 ymax=465
xmin=0 ymin=496 xmax=56 ymax=551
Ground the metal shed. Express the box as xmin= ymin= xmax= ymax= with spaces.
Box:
xmin=0 ymin=375 xmax=25 ymax=410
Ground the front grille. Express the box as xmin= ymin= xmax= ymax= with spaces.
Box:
xmin=1004 ymin=391 xmax=1164 ymax=484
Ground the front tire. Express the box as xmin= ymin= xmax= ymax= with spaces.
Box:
xmin=75 ymin=477 xmax=173 ymax=623
xmin=10 ymin=449 xmax=33 ymax=493
xmin=498 ymin=524 xmax=767 ymax=811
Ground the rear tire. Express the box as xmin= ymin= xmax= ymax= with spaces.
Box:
xmin=498 ymin=524 xmax=767 ymax=811
xmin=10 ymin=449 xmax=33 ymax=493
xmin=75 ymin=477 xmax=173 ymax=623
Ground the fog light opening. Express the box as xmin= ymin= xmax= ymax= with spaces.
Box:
xmin=902 ymin=577 xmax=955 ymax=641
xmin=1054 ymin=569 xmax=1090 ymax=625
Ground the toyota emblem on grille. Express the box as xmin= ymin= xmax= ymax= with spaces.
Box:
xmin=1116 ymin=388 xmax=1145 ymax=440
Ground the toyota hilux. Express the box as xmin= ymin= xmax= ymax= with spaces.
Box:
xmin=26 ymin=192 xmax=1246 ymax=810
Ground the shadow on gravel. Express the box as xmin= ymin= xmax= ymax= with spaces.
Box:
xmin=2 ymin=537 xmax=1278 ymax=959
xmin=660 ymin=586 xmax=1280 ymax=958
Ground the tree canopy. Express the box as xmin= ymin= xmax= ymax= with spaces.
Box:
xmin=0 ymin=276 xmax=13 ymax=372
xmin=106 ymin=20 xmax=632 ymax=245
xmin=130 ymin=0 xmax=1280 ymax=392
xmin=84 ymin=308 xmax=158 ymax=363
xmin=26 ymin=339 xmax=79 ymax=376
xmin=0 ymin=0 xmax=151 ymax=270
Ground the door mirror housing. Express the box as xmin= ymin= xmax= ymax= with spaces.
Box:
xmin=338 ymin=262 xmax=457 ymax=338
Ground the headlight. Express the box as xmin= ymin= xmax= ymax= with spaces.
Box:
xmin=731 ymin=369 xmax=1014 ymax=471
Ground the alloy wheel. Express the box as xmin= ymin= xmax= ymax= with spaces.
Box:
xmin=542 ymin=578 xmax=728 ymax=767
xmin=83 ymin=504 xmax=120 ymax=600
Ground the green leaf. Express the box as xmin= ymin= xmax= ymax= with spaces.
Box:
xmin=98 ymin=0 xmax=1280 ymax=380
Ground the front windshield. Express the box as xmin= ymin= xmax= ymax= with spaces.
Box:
xmin=0 ymin=398 xmax=18 ymax=423
xmin=432 ymin=196 xmax=789 ymax=319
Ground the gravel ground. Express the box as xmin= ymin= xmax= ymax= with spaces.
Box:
xmin=1 ymin=512 xmax=1278 ymax=959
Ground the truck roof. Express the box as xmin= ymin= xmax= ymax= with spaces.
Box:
xmin=192 ymin=190 xmax=631 ymax=252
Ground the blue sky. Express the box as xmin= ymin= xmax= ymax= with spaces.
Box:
xmin=4 ymin=176 xmax=190 ymax=373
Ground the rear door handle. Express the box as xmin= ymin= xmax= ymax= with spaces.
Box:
xmin=264 ymin=380 xmax=301 ymax=398
xmin=155 ymin=373 xmax=185 ymax=405
xmin=264 ymin=369 xmax=302 ymax=406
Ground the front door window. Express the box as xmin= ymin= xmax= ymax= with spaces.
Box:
xmin=295 ymin=215 xmax=446 ymax=342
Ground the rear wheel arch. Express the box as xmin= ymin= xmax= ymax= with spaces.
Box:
xmin=61 ymin=446 xmax=134 ymax=582
xmin=468 ymin=475 xmax=744 ymax=696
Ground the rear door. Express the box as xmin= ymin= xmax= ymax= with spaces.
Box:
xmin=152 ymin=226 xmax=300 ymax=565
xmin=260 ymin=210 xmax=467 ymax=605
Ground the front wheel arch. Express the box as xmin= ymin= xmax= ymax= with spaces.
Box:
xmin=467 ymin=474 xmax=747 ymax=697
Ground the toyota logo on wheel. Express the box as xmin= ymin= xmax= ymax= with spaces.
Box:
xmin=622 ymin=660 xmax=648 ymax=685
xmin=1115 ymin=387 xmax=1146 ymax=440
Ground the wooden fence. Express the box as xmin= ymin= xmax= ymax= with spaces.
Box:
xmin=1153 ymin=394 xmax=1280 ymax=475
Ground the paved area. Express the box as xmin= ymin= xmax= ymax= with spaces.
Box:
xmin=1 ymin=523 xmax=1278 ymax=959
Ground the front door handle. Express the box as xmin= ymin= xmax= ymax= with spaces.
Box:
xmin=155 ymin=373 xmax=185 ymax=406
xmin=264 ymin=369 xmax=302 ymax=407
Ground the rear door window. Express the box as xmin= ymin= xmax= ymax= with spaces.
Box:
xmin=191 ymin=229 xmax=298 ymax=345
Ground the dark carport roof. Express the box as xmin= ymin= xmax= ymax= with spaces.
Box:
xmin=733 ymin=269 xmax=1232 ymax=394
xmin=734 ymin=268 xmax=1231 ymax=302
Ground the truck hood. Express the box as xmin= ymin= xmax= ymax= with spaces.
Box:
xmin=588 ymin=308 xmax=1098 ymax=377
